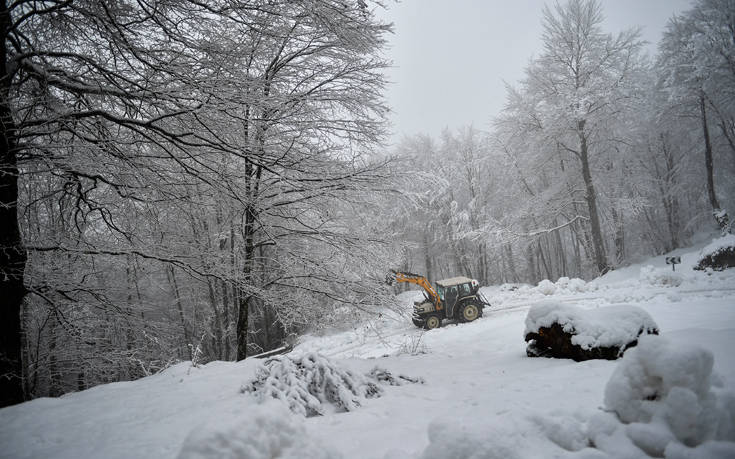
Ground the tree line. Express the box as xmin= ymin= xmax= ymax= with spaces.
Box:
xmin=389 ymin=0 xmax=734 ymax=286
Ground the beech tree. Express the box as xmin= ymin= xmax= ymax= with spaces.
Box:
xmin=495 ymin=0 xmax=645 ymax=275
xmin=1 ymin=0 xmax=392 ymax=406
xmin=658 ymin=0 xmax=735 ymax=233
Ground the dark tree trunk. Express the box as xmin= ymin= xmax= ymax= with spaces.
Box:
xmin=1 ymin=0 xmax=28 ymax=407
xmin=423 ymin=231 xmax=433 ymax=281
xmin=578 ymin=120 xmax=609 ymax=274
xmin=700 ymin=94 xmax=729 ymax=232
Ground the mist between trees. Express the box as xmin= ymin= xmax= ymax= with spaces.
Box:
xmin=0 ymin=0 xmax=733 ymax=406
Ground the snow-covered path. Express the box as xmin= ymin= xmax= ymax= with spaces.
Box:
xmin=1 ymin=241 xmax=734 ymax=458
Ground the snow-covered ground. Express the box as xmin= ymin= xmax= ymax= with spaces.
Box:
xmin=2 ymin=237 xmax=735 ymax=458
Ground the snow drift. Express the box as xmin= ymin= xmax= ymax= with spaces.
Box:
xmin=177 ymin=402 xmax=339 ymax=459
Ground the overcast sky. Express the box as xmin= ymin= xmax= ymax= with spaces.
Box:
xmin=379 ymin=0 xmax=695 ymax=144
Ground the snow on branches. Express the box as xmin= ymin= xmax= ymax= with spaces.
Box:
xmin=242 ymin=353 xmax=420 ymax=417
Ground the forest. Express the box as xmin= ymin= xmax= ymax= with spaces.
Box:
xmin=0 ymin=0 xmax=733 ymax=407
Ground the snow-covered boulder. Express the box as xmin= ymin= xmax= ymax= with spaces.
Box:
xmin=588 ymin=335 xmax=735 ymax=457
xmin=524 ymin=302 xmax=658 ymax=361
xmin=695 ymin=234 xmax=735 ymax=271
xmin=177 ymin=401 xmax=339 ymax=459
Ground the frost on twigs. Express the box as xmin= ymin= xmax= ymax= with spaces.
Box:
xmin=694 ymin=234 xmax=735 ymax=272
xmin=524 ymin=302 xmax=658 ymax=361
xmin=242 ymin=353 xmax=421 ymax=417
xmin=588 ymin=335 xmax=735 ymax=457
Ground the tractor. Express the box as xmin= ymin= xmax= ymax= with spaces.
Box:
xmin=386 ymin=270 xmax=490 ymax=329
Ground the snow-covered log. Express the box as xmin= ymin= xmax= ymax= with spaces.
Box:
xmin=524 ymin=303 xmax=658 ymax=361
xmin=695 ymin=234 xmax=735 ymax=271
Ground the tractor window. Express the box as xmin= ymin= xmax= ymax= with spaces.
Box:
xmin=436 ymin=285 xmax=445 ymax=301
xmin=460 ymin=283 xmax=470 ymax=296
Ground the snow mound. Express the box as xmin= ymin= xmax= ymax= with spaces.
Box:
xmin=242 ymin=353 xmax=380 ymax=417
xmin=177 ymin=401 xmax=339 ymax=459
xmin=640 ymin=265 xmax=684 ymax=287
xmin=695 ymin=234 xmax=735 ymax=271
xmin=535 ymin=277 xmax=589 ymax=296
xmin=537 ymin=279 xmax=557 ymax=295
xmin=418 ymin=417 xmax=555 ymax=459
xmin=525 ymin=302 xmax=659 ymax=350
xmin=591 ymin=335 xmax=735 ymax=457
xmin=555 ymin=276 xmax=588 ymax=293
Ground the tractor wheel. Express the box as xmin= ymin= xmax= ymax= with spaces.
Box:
xmin=424 ymin=314 xmax=442 ymax=330
xmin=459 ymin=303 xmax=480 ymax=323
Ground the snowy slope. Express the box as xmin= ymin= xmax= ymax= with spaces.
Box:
xmin=2 ymin=237 xmax=735 ymax=459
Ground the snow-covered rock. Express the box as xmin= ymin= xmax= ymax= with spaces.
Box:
xmin=588 ymin=335 xmax=735 ymax=457
xmin=524 ymin=302 xmax=658 ymax=361
xmin=177 ymin=401 xmax=339 ymax=459
xmin=695 ymin=234 xmax=735 ymax=271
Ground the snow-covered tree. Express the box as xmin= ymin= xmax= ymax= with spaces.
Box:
xmin=658 ymin=0 xmax=735 ymax=233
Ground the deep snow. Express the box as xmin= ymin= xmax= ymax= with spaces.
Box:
xmin=1 ymin=237 xmax=735 ymax=458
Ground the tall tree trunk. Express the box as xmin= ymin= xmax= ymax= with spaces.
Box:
xmin=0 ymin=1 xmax=28 ymax=406
xmin=237 ymin=188 xmax=258 ymax=360
xmin=422 ymin=231 xmax=433 ymax=281
xmin=700 ymin=94 xmax=729 ymax=232
xmin=578 ymin=121 xmax=609 ymax=274
xmin=167 ymin=266 xmax=189 ymax=359
xmin=611 ymin=206 xmax=625 ymax=265
xmin=504 ymin=244 xmax=518 ymax=283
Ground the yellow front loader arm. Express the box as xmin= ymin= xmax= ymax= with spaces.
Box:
xmin=386 ymin=270 xmax=442 ymax=309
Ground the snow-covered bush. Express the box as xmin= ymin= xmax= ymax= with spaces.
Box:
xmin=242 ymin=353 xmax=380 ymax=417
xmin=695 ymin=234 xmax=735 ymax=271
xmin=640 ymin=265 xmax=684 ymax=287
xmin=524 ymin=302 xmax=658 ymax=361
xmin=537 ymin=279 xmax=556 ymax=295
xmin=588 ymin=335 xmax=735 ymax=457
xmin=177 ymin=401 xmax=339 ymax=459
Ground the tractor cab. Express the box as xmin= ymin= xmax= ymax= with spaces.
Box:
xmin=434 ymin=277 xmax=479 ymax=319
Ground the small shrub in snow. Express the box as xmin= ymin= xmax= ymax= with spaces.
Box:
xmin=242 ymin=353 xmax=380 ymax=417
xmin=640 ymin=265 xmax=683 ymax=287
xmin=367 ymin=367 xmax=424 ymax=386
xmin=177 ymin=401 xmax=339 ymax=459
xmin=536 ymin=279 xmax=556 ymax=295
xmin=695 ymin=234 xmax=735 ymax=271
xmin=524 ymin=302 xmax=658 ymax=361
xmin=396 ymin=333 xmax=429 ymax=356
xmin=588 ymin=335 xmax=735 ymax=457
